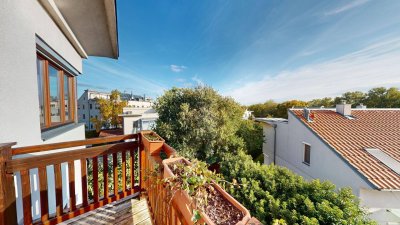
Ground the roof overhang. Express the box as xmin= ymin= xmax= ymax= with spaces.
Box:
xmin=40 ymin=0 xmax=119 ymax=59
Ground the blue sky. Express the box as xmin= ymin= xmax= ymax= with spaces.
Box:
xmin=78 ymin=0 xmax=400 ymax=104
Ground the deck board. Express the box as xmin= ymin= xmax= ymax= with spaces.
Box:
xmin=59 ymin=194 xmax=152 ymax=225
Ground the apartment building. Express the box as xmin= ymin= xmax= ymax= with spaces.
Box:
xmin=78 ymin=89 xmax=153 ymax=130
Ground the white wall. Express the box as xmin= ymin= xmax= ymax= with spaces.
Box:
xmin=0 ymin=1 xmax=85 ymax=224
xmin=122 ymin=109 xmax=158 ymax=135
xmin=276 ymin=112 xmax=372 ymax=194
xmin=260 ymin=123 xmax=275 ymax=165
xmin=0 ymin=0 xmax=82 ymax=146
xmin=360 ymin=189 xmax=400 ymax=224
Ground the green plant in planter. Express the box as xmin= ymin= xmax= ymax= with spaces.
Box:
xmin=164 ymin=160 xmax=222 ymax=213
xmin=143 ymin=132 xmax=163 ymax=141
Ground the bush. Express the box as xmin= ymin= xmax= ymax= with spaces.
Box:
xmin=220 ymin=151 xmax=375 ymax=225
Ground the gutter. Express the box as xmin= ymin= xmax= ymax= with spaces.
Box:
xmin=273 ymin=124 xmax=277 ymax=164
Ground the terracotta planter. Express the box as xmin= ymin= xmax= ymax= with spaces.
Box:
xmin=141 ymin=131 xmax=165 ymax=155
xmin=162 ymin=157 xmax=251 ymax=225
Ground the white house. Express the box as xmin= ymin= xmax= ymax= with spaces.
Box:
xmin=77 ymin=89 xmax=152 ymax=130
xmin=257 ymin=103 xmax=400 ymax=224
xmin=0 ymin=1 xmax=118 ymax=223
xmin=243 ymin=109 xmax=253 ymax=120
xmin=121 ymin=108 xmax=159 ymax=135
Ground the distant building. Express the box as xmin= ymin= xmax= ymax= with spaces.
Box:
xmin=78 ymin=89 xmax=153 ymax=130
xmin=257 ymin=103 xmax=400 ymax=224
xmin=243 ymin=109 xmax=253 ymax=120
xmin=121 ymin=108 xmax=158 ymax=135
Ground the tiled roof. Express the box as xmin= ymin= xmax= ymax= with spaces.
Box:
xmin=291 ymin=109 xmax=400 ymax=190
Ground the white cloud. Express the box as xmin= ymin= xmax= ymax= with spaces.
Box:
xmin=324 ymin=0 xmax=369 ymax=16
xmin=170 ymin=65 xmax=187 ymax=72
xmin=225 ymin=38 xmax=400 ymax=104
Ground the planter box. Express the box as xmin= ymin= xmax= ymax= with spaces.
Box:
xmin=162 ymin=157 xmax=251 ymax=225
xmin=141 ymin=131 xmax=165 ymax=155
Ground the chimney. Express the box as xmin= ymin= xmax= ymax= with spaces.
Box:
xmin=336 ymin=101 xmax=352 ymax=116
xmin=356 ymin=103 xmax=367 ymax=109
xmin=303 ymin=108 xmax=313 ymax=122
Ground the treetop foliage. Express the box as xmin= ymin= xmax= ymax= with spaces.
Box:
xmin=154 ymin=86 xmax=245 ymax=162
xmin=93 ymin=89 xmax=127 ymax=129
xmin=249 ymin=87 xmax=400 ymax=118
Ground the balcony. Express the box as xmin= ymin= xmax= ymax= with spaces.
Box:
xmin=0 ymin=133 xmax=261 ymax=225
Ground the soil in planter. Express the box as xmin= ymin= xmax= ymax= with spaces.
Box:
xmin=204 ymin=186 xmax=244 ymax=225
xmin=143 ymin=133 xmax=163 ymax=141
xmin=168 ymin=162 xmax=244 ymax=225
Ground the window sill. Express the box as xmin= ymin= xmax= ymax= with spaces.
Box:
xmin=41 ymin=123 xmax=84 ymax=141
xmin=302 ymin=162 xmax=310 ymax=166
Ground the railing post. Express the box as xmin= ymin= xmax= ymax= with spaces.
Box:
xmin=0 ymin=142 xmax=17 ymax=225
xmin=139 ymin=133 xmax=146 ymax=190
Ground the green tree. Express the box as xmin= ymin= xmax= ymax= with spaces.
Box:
xmin=220 ymin=151 xmax=375 ymax=225
xmin=364 ymin=87 xmax=400 ymax=108
xmin=334 ymin=91 xmax=366 ymax=107
xmin=96 ymin=90 xmax=127 ymax=128
xmin=236 ymin=120 xmax=264 ymax=160
xmin=308 ymin=97 xmax=334 ymax=108
xmin=248 ymin=100 xmax=278 ymax=117
xmin=385 ymin=87 xmax=400 ymax=108
xmin=275 ymin=100 xmax=308 ymax=118
xmin=154 ymin=86 xmax=245 ymax=162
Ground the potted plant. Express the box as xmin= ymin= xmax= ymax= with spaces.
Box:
xmin=141 ymin=131 xmax=165 ymax=155
xmin=162 ymin=157 xmax=251 ymax=225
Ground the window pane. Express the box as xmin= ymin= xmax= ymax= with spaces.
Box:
xmin=36 ymin=58 xmax=45 ymax=127
xmin=49 ymin=65 xmax=61 ymax=124
xmin=64 ymin=75 xmax=70 ymax=121
xmin=304 ymin=144 xmax=311 ymax=164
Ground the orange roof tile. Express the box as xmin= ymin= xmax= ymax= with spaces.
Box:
xmin=291 ymin=109 xmax=400 ymax=190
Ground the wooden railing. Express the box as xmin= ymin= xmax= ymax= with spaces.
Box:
xmin=0 ymin=134 xmax=142 ymax=225
xmin=141 ymin=142 xmax=182 ymax=225
xmin=141 ymin=137 xmax=263 ymax=225
xmin=0 ymin=133 xmax=262 ymax=225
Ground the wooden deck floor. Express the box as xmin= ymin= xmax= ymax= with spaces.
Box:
xmin=60 ymin=194 xmax=152 ymax=225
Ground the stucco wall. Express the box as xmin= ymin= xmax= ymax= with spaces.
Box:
xmin=0 ymin=0 xmax=82 ymax=146
xmin=0 ymin=1 xmax=85 ymax=224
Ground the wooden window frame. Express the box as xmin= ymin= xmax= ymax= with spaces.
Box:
xmin=37 ymin=53 xmax=76 ymax=131
xmin=303 ymin=143 xmax=311 ymax=166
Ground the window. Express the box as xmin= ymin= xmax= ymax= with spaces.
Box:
xmin=36 ymin=54 xmax=76 ymax=130
xmin=90 ymin=104 xmax=92 ymax=110
xmin=83 ymin=104 xmax=85 ymax=110
xmin=303 ymin=143 xmax=311 ymax=165
xmin=83 ymin=114 xmax=85 ymax=119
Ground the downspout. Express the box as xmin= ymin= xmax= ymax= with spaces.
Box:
xmin=273 ymin=124 xmax=277 ymax=164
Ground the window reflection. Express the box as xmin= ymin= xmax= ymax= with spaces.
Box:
xmin=37 ymin=58 xmax=45 ymax=126
xmin=49 ymin=65 xmax=61 ymax=124
xmin=64 ymin=75 xmax=69 ymax=121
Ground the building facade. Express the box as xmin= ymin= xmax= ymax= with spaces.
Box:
xmin=257 ymin=104 xmax=400 ymax=224
xmin=121 ymin=108 xmax=158 ymax=135
xmin=77 ymin=89 xmax=153 ymax=130
xmin=0 ymin=1 xmax=118 ymax=223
